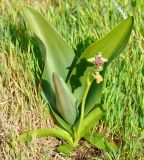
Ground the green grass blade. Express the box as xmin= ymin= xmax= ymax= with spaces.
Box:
xmin=22 ymin=6 xmax=75 ymax=107
xmin=18 ymin=126 xmax=73 ymax=145
xmin=68 ymin=17 xmax=134 ymax=114
xmin=84 ymin=132 xmax=118 ymax=152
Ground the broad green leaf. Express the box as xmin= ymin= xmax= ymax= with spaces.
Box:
xmin=50 ymin=106 xmax=73 ymax=134
xmin=74 ymin=107 xmax=104 ymax=139
xmin=84 ymin=132 xmax=118 ymax=152
xmin=68 ymin=17 xmax=134 ymax=114
xmin=53 ymin=73 xmax=77 ymax=125
xmin=22 ymin=6 xmax=75 ymax=107
xmin=57 ymin=144 xmax=74 ymax=155
xmin=18 ymin=126 xmax=73 ymax=145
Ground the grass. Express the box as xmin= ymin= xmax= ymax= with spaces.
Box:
xmin=0 ymin=0 xmax=144 ymax=159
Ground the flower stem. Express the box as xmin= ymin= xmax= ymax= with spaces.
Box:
xmin=73 ymin=75 xmax=93 ymax=146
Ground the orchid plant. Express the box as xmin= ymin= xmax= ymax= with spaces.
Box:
xmin=18 ymin=6 xmax=133 ymax=155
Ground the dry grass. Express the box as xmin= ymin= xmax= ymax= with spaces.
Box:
xmin=0 ymin=0 xmax=144 ymax=159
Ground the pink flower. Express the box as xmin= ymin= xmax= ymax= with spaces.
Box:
xmin=94 ymin=55 xmax=107 ymax=68
xmin=94 ymin=55 xmax=104 ymax=67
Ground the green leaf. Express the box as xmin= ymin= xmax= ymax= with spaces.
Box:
xmin=22 ymin=6 xmax=75 ymax=107
xmin=50 ymin=106 xmax=73 ymax=134
xmin=68 ymin=17 xmax=134 ymax=114
xmin=53 ymin=72 xmax=77 ymax=125
xmin=84 ymin=132 xmax=118 ymax=152
xmin=17 ymin=126 xmax=73 ymax=145
xmin=74 ymin=107 xmax=104 ymax=139
xmin=57 ymin=144 xmax=74 ymax=155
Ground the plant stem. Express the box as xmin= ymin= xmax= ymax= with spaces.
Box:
xmin=73 ymin=75 xmax=93 ymax=146
xmin=80 ymin=77 xmax=92 ymax=127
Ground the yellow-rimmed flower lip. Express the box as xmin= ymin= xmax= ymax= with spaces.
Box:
xmin=92 ymin=71 xmax=103 ymax=84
